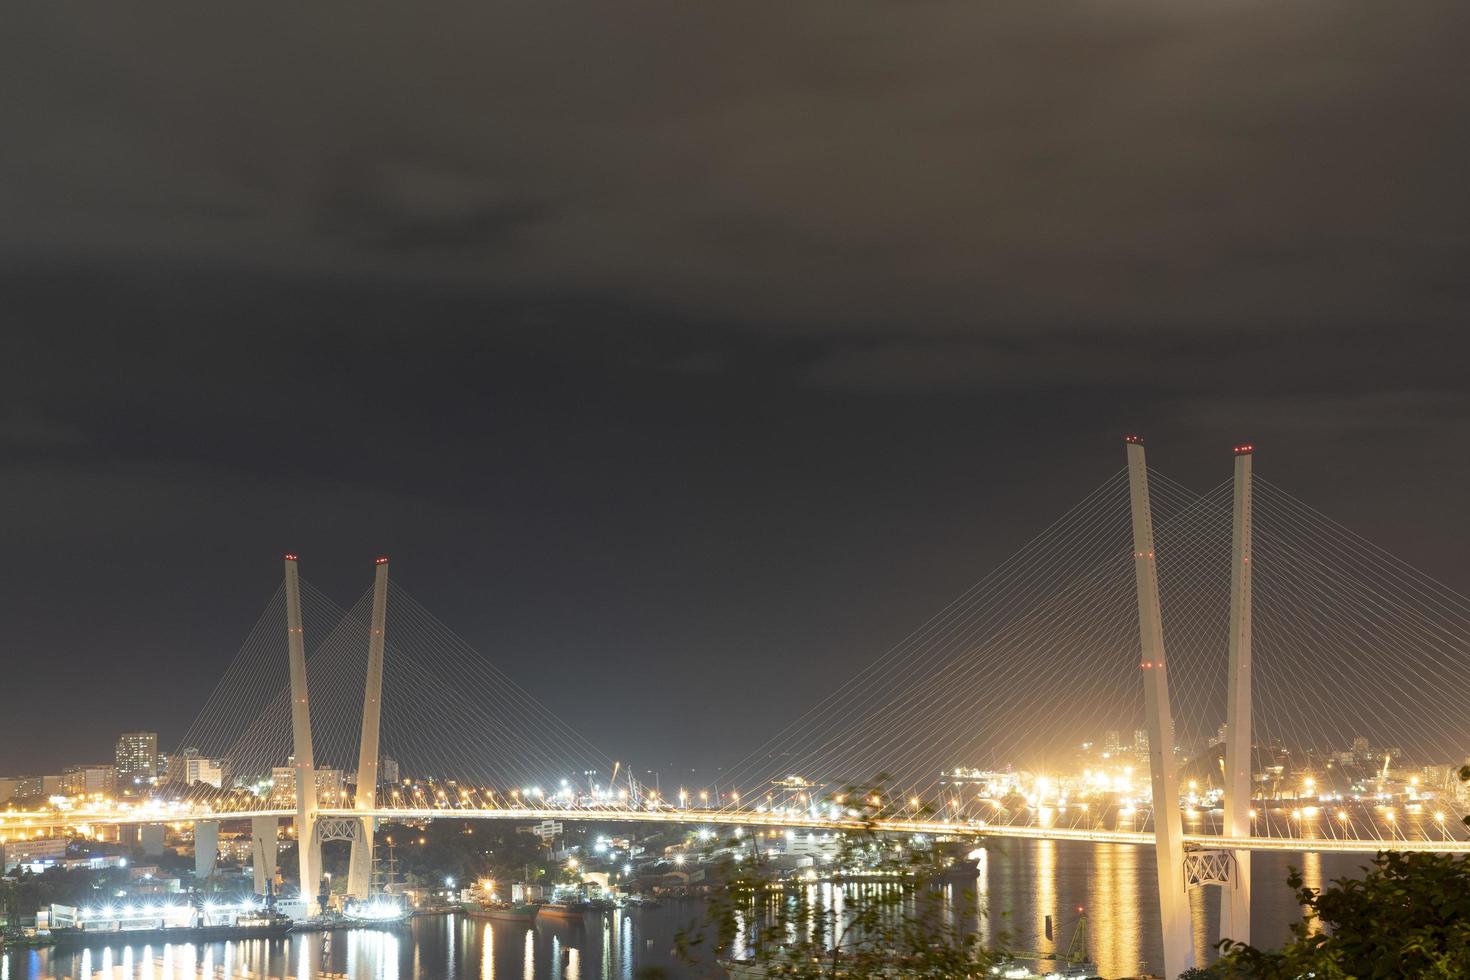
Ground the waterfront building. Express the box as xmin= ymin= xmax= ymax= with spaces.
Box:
xmin=939 ymin=767 xmax=1022 ymax=798
xmin=777 ymin=829 xmax=839 ymax=860
xmin=528 ymin=819 xmax=564 ymax=843
xmin=1 ymin=837 xmax=69 ymax=872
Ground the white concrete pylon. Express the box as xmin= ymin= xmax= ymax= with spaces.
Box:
xmin=347 ymin=556 xmax=390 ymax=899
xmin=283 ymin=554 xmax=320 ymax=900
xmin=1124 ymin=436 xmax=1194 ymax=978
xmin=1220 ymin=444 xmax=1254 ymax=944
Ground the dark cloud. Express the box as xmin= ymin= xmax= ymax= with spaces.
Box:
xmin=6 ymin=0 xmax=1470 ymax=336
xmin=1 ymin=0 xmax=1468 ymax=774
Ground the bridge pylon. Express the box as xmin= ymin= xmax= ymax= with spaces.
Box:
xmin=347 ymin=556 xmax=390 ymax=900
xmin=1124 ymin=436 xmax=1194 ymax=978
xmin=1220 ymin=444 xmax=1254 ymax=944
xmin=283 ymin=554 xmax=322 ymax=908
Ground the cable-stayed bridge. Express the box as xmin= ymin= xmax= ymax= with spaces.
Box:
xmin=10 ymin=438 xmax=1470 ymax=977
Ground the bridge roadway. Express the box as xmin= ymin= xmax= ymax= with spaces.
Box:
xmin=13 ymin=805 xmax=1470 ymax=855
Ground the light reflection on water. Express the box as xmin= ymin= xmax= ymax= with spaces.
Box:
xmin=3 ymin=840 xmax=1379 ymax=979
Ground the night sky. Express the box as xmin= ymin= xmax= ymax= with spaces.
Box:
xmin=4 ymin=1 xmax=1470 ymax=777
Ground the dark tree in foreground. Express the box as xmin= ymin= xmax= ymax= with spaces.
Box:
xmin=1211 ymin=852 xmax=1470 ymax=979
xmin=1212 ymin=766 xmax=1470 ymax=979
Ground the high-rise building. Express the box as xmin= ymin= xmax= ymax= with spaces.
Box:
xmin=315 ymin=769 xmax=345 ymax=805
xmin=380 ymin=757 xmax=400 ymax=787
xmin=1133 ymin=729 xmax=1149 ymax=756
xmin=1103 ymin=731 xmax=1122 ymax=756
xmin=115 ymin=732 xmax=159 ymax=785
xmin=268 ymin=765 xmax=343 ymax=805
xmin=61 ymin=765 xmax=116 ymax=796
xmin=269 ymin=766 xmax=296 ymax=806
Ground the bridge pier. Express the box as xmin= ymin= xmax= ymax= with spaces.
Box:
xmin=194 ymin=820 xmax=220 ymax=880
xmin=140 ymin=823 xmax=166 ymax=857
xmin=347 ymin=557 xmax=390 ymax=900
xmin=1124 ymin=436 xmax=1194 ymax=978
xmin=252 ymin=815 xmax=279 ymax=895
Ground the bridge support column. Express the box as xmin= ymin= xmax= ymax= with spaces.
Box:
xmin=284 ymin=554 xmax=321 ymax=901
xmin=1220 ymin=444 xmax=1254 ymax=945
xmin=348 ymin=556 xmax=390 ymax=900
xmin=194 ymin=820 xmax=220 ymax=880
xmin=1124 ymin=436 xmax=1193 ymax=978
xmin=140 ymin=823 xmax=166 ymax=857
xmin=252 ymin=816 xmax=279 ymax=895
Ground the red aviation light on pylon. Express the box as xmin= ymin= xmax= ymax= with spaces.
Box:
xmin=1123 ymin=434 xmax=1144 ymax=445
xmin=375 ymin=555 xmax=390 ymax=565
xmin=283 ymin=553 xmax=299 ymax=562
xmin=1233 ymin=443 xmax=1255 ymax=456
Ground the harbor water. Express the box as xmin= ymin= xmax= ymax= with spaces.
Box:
xmin=3 ymin=840 xmax=1372 ymax=979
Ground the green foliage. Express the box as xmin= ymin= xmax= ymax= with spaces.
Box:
xmin=677 ymin=780 xmax=1007 ymax=978
xmin=1212 ymin=769 xmax=1470 ymax=979
xmin=1212 ymin=853 xmax=1470 ymax=979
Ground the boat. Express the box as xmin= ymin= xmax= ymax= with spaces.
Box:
xmin=536 ymin=900 xmax=593 ymax=920
xmin=44 ymin=887 xmax=295 ymax=950
xmin=936 ymin=857 xmax=980 ymax=879
xmin=292 ymin=900 xmax=412 ymax=932
xmin=999 ymin=912 xmax=1098 ymax=979
xmin=465 ymin=902 xmax=540 ymax=923
xmin=341 ymin=896 xmax=413 ymax=927
xmin=330 ymin=837 xmax=412 ymax=928
xmin=48 ymin=912 xmax=292 ymax=950
xmin=411 ymin=902 xmax=461 ymax=917
xmin=295 ymin=836 xmax=413 ymax=932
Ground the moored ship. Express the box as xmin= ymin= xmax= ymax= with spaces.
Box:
xmin=465 ymin=902 xmax=540 ymax=924
xmin=45 ymin=900 xmax=292 ymax=949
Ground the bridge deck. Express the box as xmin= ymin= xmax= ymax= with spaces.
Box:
xmin=14 ymin=806 xmax=1470 ymax=854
